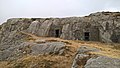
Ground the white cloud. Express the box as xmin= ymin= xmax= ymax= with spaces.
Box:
xmin=0 ymin=0 xmax=120 ymax=24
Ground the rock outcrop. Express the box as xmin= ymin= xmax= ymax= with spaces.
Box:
xmin=72 ymin=46 xmax=120 ymax=68
xmin=31 ymin=42 xmax=66 ymax=55
xmin=84 ymin=56 xmax=120 ymax=68
xmin=0 ymin=12 xmax=120 ymax=68
xmin=0 ymin=12 xmax=120 ymax=43
xmin=71 ymin=46 xmax=100 ymax=68
xmin=0 ymin=42 xmax=66 ymax=61
xmin=0 ymin=18 xmax=31 ymax=50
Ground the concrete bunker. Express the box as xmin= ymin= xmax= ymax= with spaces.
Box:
xmin=48 ymin=24 xmax=62 ymax=38
xmin=90 ymin=26 xmax=100 ymax=41
xmin=82 ymin=26 xmax=100 ymax=41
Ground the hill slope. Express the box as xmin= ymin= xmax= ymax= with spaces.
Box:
xmin=0 ymin=12 xmax=120 ymax=68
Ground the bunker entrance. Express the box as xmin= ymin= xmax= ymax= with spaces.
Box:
xmin=55 ymin=29 xmax=60 ymax=37
xmin=84 ymin=32 xmax=90 ymax=41
xmin=31 ymin=18 xmax=36 ymax=21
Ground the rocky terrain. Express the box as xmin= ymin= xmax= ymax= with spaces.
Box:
xmin=0 ymin=12 xmax=120 ymax=68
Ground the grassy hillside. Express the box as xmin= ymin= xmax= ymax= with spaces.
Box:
xmin=0 ymin=32 xmax=120 ymax=68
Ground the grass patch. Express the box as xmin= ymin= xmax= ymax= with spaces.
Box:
xmin=7 ymin=55 xmax=73 ymax=68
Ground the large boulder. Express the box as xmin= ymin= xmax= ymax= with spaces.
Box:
xmin=76 ymin=46 xmax=100 ymax=54
xmin=71 ymin=46 xmax=100 ymax=68
xmin=31 ymin=42 xmax=66 ymax=55
xmin=84 ymin=56 xmax=120 ymax=68
xmin=27 ymin=20 xmax=41 ymax=34
xmin=0 ymin=42 xmax=35 ymax=61
xmin=37 ymin=20 xmax=53 ymax=36
xmin=72 ymin=54 xmax=90 ymax=68
xmin=72 ymin=46 xmax=120 ymax=68
xmin=0 ymin=42 xmax=66 ymax=61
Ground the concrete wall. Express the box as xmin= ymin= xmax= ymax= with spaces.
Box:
xmin=25 ymin=12 xmax=120 ymax=43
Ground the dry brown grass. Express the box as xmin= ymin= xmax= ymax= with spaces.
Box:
xmin=22 ymin=31 xmax=120 ymax=59
xmin=6 ymin=55 xmax=73 ymax=68
xmin=0 ymin=61 xmax=8 ymax=68
xmin=3 ymin=39 xmax=119 ymax=68
xmin=74 ymin=41 xmax=120 ymax=58
xmin=1 ymin=32 xmax=118 ymax=68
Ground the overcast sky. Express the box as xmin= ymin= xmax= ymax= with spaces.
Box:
xmin=0 ymin=0 xmax=120 ymax=24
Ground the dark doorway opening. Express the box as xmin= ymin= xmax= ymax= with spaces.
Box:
xmin=55 ymin=29 xmax=60 ymax=37
xmin=110 ymin=34 xmax=119 ymax=43
xmin=84 ymin=32 xmax=90 ymax=41
xmin=32 ymin=18 xmax=36 ymax=21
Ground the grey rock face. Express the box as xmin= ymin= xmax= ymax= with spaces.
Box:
xmin=84 ymin=56 xmax=120 ymax=68
xmin=0 ymin=50 xmax=11 ymax=60
xmin=1 ymin=12 xmax=120 ymax=43
xmin=0 ymin=12 xmax=119 ymax=68
xmin=0 ymin=42 xmax=36 ymax=60
xmin=72 ymin=46 xmax=120 ymax=68
xmin=0 ymin=31 xmax=30 ymax=51
xmin=27 ymin=20 xmax=53 ymax=37
xmin=71 ymin=46 xmax=100 ymax=68
xmin=0 ymin=42 xmax=66 ymax=61
xmin=0 ymin=42 xmax=66 ymax=60
xmin=72 ymin=54 xmax=90 ymax=68
xmin=27 ymin=20 xmax=41 ymax=34
xmin=31 ymin=42 xmax=66 ymax=55
xmin=0 ymin=18 xmax=31 ymax=50
xmin=37 ymin=20 xmax=53 ymax=36
xmin=76 ymin=46 xmax=100 ymax=54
